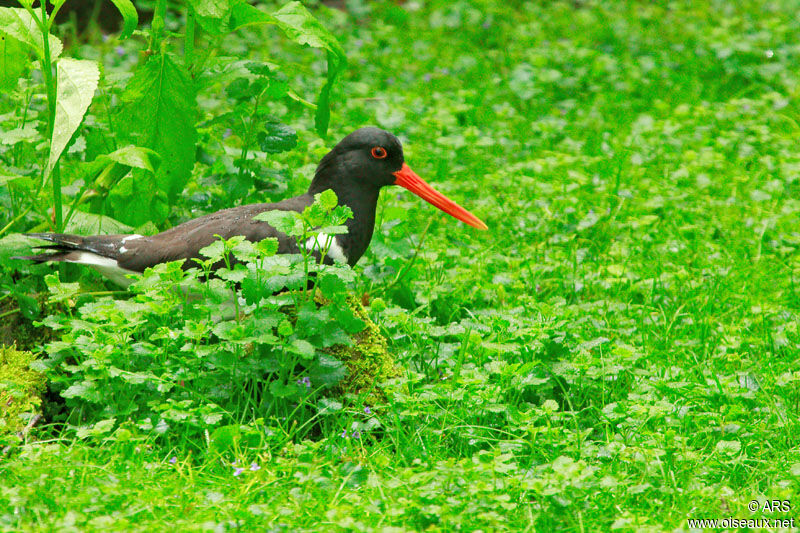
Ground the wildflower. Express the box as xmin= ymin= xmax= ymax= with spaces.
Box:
xmin=363 ymin=406 xmax=372 ymax=415
xmin=423 ymin=73 xmax=432 ymax=83
xmin=233 ymin=467 xmax=244 ymax=476
xmin=169 ymin=456 xmax=177 ymax=464
xmin=341 ymin=430 xmax=348 ymax=438
xmin=353 ymin=431 xmax=361 ymax=439
xmin=250 ymin=463 xmax=260 ymax=472
xmin=115 ymin=46 xmax=124 ymax=57
xmin=296 ymin=376 xmax=311 ymax=388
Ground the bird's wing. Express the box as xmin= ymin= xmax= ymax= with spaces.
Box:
xmin=117 ymin=197 xmax=314 ymax=271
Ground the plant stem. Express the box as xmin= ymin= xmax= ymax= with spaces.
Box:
xmin=238 ymin=94 xmax=261 ymax=185
xmin=38 ymin=0 xmax=61 ymax=232
xmin=185 ymin=5 xmax=196 ymax=73
xmin=150 ymin=0 xmax=168 ymax=52
xmin=0 ymin=204 xmax=33 ymax=238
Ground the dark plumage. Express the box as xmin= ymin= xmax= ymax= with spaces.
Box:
xmin=14 ymin=127 xmax=487 ymax=286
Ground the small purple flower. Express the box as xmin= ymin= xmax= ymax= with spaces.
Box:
xmin=364 ymin=406 xmax=372 ymax=415
xmin=231 ymin=460 xmax=238 ymax=466
xmin=223 ymin=128 xmax=232 ymax=139
xmin=233 ymin=467 xmax=244 ymax=476
xmin=353 ymin=431 xmax=361 ymax=439
xmin=115 ymin=45 xmax=125 ymax=57
xmin=341 ymin=430 xmax=348 ymax=438
xmin=169 ymin=456 xmax=177 ymax=464
xmin=250 ymin=462 xmax=260 ymax=471
xmin=102 ymin=34 xmax=110 ymax=43
xmin=297 ymin=376 xmax=311 ymax=388
xmin=423 ymin=73 xmax=432 ymax=83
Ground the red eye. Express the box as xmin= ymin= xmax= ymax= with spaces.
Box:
xmin=371 ymin=146 xmax=387 ymax=159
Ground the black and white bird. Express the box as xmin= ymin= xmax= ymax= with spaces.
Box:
xmin=14 ymin=127 xmax=487 ymax=286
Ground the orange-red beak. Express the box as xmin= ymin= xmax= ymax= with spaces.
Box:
xmin=392 ymin=163 xmax=488 ymax=230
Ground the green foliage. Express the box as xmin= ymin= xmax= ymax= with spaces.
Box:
xmin=35 ymin=193 xmax=373 ymax=451
xmin=3 ymin=0 xmax=800 ymax=531
xmin=0 ymin=344 xmax=45 ymax=444
xmin=115 ymin=53 xmax=196 ymax=224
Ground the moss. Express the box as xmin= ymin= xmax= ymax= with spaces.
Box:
xmin=325 ymin=295 xmax=400 ymax=401
xmin=0 ymin=344 xmax=46 ymax=441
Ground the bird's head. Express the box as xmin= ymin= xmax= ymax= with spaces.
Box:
xmin=312 ymin=127 xmax=488 ymax=230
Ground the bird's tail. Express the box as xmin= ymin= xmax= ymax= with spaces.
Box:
xmin=12 ymin=233 xmax=124 ymax=263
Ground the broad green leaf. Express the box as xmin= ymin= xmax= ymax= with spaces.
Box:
xmin=0 ymin=33 xmax=28 ymax=90
xmin=271 ymin=2 xmax=345 ymax=63
xmin=14 ymin=292 xmax=39 ymax=320
xmin=271 ymin=3 xmax=345 ymax=136
xmin=193 ymin=0 xmax=231 ymax=35
xmin=108 ymin=0 xmax=138 ymax=39
xmin=229 ymin=0 xmax=272 ymax=29
xmin=44 ymin=272 xmax=80 ymax=303
xmin=209 ymin=424 xmax=240 ymax=452
xmin=0 ymin=234 xmax=44 ymax=264
xmin=269 ymin=380 xmax=297 ymax=398
xmin=0 ymin=8 xmax=62 ymax=61
xmin=0 ymin=174 xmax=31 ymax=187
xmin=257 ymin=122 xmax=297 ymax=153
xmin=107 ymin=171 xmax=170 ymax=226
xmin=117 ymin=53 xmax=198 ymax=213
xmin=316 ymin=397 xmax=342 ymax=414
xmin=63 ymin=210 xmax=135 ymax=235
xmin=81 ymin=145 xmax=160 ymax=196
xmin=101 ymin=145 xmax=161 ymax=174
xmin=46 ymin=58 xmax=100 ymax=180
xmin=0 ymin=124 xmax=38 ymax=145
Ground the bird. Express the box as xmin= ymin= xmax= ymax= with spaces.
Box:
xmin=14 ymin=127 xmax=487 ymax=287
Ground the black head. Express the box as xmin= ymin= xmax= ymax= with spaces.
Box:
xmin=311 ymin=127 xmax=405 ymax=192
xmin=310 ymin=126 xmax=488 ymax=231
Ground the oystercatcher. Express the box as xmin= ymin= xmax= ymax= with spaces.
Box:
xmin=15 ymin=127 xmax=487 ymax=286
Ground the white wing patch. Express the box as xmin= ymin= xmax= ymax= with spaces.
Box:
xmin=119 ymin=234 xmax=143 ymax=254
xmin=304 ymin=233 xmax=347 ymax=263
xmin=69 ymin=252 xmax=138 ymax=287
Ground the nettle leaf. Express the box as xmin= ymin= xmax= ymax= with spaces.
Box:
xmin=257 ymin=122 xmax=297 ymax=153
xmin=0 ymin=33 xmax=28 ymax=90
xmin=254 ymin=209 xmax=303 ymax=237
xmin=117 ymin=53 xmax=198 ymax=218
xmin=46 ymin=59 xmax=100 ymax=180
xmin=271 ymin=2 xmax=345 ymax=136
xmin=107 ymin=171 xmax=170 ymax=226
xmin=271 ymin=2 xmax=345 ymax=64
xmin=0 ymin=7 xmax=62 ymax=61
xmin=108 ymin=0 xmax=138 ymax=39
xmin=192 ymin=0 xmax=231 ymax=35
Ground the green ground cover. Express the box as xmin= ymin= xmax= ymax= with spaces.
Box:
xmin=1 ymin=0 xmax=799 ymax=530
